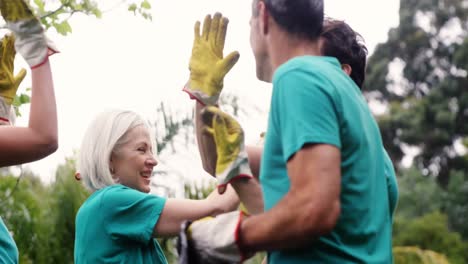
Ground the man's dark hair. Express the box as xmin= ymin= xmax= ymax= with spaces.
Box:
xmin=321 ymin=18 xmax=368 ymax=89
xmin=254 ymin=0 xmax=324 ymax=40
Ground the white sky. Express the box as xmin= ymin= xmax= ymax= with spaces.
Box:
xmin=7 ymin=0 xmax=400 ymax=184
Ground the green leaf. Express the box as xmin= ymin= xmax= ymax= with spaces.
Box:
xmin=92 ymin=8 xmax=102 ymax=18
xmin=141 ymin=0 xmax=151 ymax=10
xmin=128 ymin=3 xmax=138 ymax=13
xmin=19 ymin=94 xmax=31 ymax=104
xmin=33 ymin=0 xmax=46 ymax=13
xmin=53 ymin=21 xmax=72 ymax=36
xmin=12 ymin=95 xmax=22 ymax=107
xmin=141 ymin=12 xmax=152 ymax=21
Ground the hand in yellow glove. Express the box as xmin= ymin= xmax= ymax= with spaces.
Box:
xmin=0 ymin=0 xmax=58 ymax=68
xmin=0 ymin=34 xmax=26 ymax=104
xmin=183 ymin=12 xmax=240 ymax=106
xmin=0 ymin=34 xmax=26 ymax=124
xmin=201 ymin=106 xmax=253 ymax=194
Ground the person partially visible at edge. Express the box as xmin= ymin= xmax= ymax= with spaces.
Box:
xmin=74 ymin=109 xmax=239 ymax=264
xmin=181 ymin=0 xmax=396 ymax=263
xmin=320 ymin=18 xmax=398 ymax=219
xmin=0 ymin=0 xmax=59 ymax=263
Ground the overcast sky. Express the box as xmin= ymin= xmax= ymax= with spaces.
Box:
xmin=7 ymin=0 xmax=400 ymax=184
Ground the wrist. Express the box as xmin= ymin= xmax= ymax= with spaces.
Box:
xmin=235 ymin=211 xmax=254 ymax=261
xmin=182 ymin=82 xmax=219 ymax=106
xmin=217 ymin=159 xmax=253 ymax=194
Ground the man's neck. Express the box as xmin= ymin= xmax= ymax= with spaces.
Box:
xmin=268 ymin=31 xmax=321 ymax=72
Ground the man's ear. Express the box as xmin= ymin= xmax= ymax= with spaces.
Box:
xmin=258 ymin=1 xmax=269 ymax=35
xmin=341 ymin=64 xmax=352 ymax=76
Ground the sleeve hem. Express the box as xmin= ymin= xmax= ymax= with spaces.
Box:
xmin=284 ymin=135 xmax=341 ymax=162
xmin=141 ymin=196 xmax=167 ymax=242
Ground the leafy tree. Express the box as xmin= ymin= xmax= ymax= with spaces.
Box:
xmin=442 ymin=170 xmax=468 ymax=239
xmin=393 ymin=246 xmax=449 ymax=264
xmin=395 ymin=167 xmax=444 ymax=219
xmin=393 ymin=211 xmax=468 ymax=264
xmin=365 ymin=0 xmax=468 ymax=185
xmin=395 ymin=166 xmax=468 ymax=243
xmin=45 ymin=157 xmax=89 ymax=264
xmin=0 ymin=171 xmax=48 ymax=263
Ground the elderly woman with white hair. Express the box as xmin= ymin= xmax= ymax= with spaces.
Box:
xmin=74 ymin=109 xmax=238 ymax=264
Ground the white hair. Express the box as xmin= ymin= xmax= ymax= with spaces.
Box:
xmin=78 ymin=109 xmax=154 ymax=192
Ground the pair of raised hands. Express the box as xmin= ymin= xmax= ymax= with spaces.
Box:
xmin=180 ymin=13 xmax=255 ymax=264
xmin=0 ymin=0 xmax=57 ymax=122
xmin=184 ymin=12 xmax=253 ymax=196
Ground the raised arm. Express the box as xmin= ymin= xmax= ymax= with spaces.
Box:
xmin=0 ymin=0 xmax=58 ymax=166
xmin=184 ymin=13 xmax=239 ymax=174
xmin=195 ymin=102 xmax=217 ymax=175
xmin=199 ymin=106 xmax=264 ymax=214
xmin=0 ymin=61 xmax=57 ymax=166
xmin=196 ymin=102 xmax=264 ymax=180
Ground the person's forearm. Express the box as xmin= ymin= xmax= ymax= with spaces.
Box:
xmin=239 ymin=190 xmax=340 ymax=252
xmin=29 ymin=60 xmax=58 ymax=153
xmin=195 ymin=102 xmax=217 ymax=175
xmin=155 ymin=186 xmax=240 ymax=237
xmin=227 ymin=146 xmax=264 ymax=214
xmin=231 ymin=178 xmax=264 ymax=214
xmin=154 ymin=198 xmax=218 ymax=237
xmin=246 ymin=146 xmax=262 ymax=179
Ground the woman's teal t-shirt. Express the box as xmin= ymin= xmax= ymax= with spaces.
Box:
xmin=0 ymin=217 xmax=18 ymax=264
xmin=74 ymin=184 xmax=167 ymax=264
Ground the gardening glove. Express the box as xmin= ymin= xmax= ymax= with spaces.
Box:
xmin=183 ymin=12 xmax=240 ymax=106
xmin=0 ymin=0 xmax=58 ymax=68
xmin=201 ymin=106 xmax=253 ymax=194
xmin=179 ymin=211 xmax=251 ymax=264
xmin=0 ymin=96 xmax=11 ymax=124
xmin=0 ymin=34 xmax=26 ymax=123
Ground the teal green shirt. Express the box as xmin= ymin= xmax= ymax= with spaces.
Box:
xmin=260 ymin=56 xmax=394 ymax=263
xmin=384 ymin=150 xmax=399 ymax=220
xmin=74 ymin=184 xmax=168 ymax=264
xmin=0 ymin=217 xmax=18 ymax=264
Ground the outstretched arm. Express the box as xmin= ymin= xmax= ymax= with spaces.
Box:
xmin=153 ymin=185 xmax=239 ymax=237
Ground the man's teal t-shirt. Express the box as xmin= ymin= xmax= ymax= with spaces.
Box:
xmin=74 ymin=184 xmax=168 ymax=264
xmin=260 ymin=56 xmax=394 ymax=263
xmin=384 ymin=150 xmax=399 ymax=220
xmin=0 ymin=217 xmax=18 ymax=264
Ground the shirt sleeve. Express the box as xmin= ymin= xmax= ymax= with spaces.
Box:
xmin=273 ymin=69 xmax=341 ymax=162
xmin=101 ymin=186 xmax=167 ymax=244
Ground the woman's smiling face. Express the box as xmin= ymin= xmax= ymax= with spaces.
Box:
xmin=110 ymin=125 xmax=158 ymax=193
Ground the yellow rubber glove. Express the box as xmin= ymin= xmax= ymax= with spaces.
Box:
xmin=183 ymin=12 xmax=240 ymax=106
xmin=0 ymin=34 xmax=26 ymax=124
xmin=0 ymin=0 xmax=58 ymax=68
xmin=201 ymin=106 xmax=253 ymax=194
xmin=0 ymin=34 xmax=27 ymax=105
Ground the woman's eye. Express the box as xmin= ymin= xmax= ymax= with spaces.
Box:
xmin=138 ymin=148 xmax=146 ymax=153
